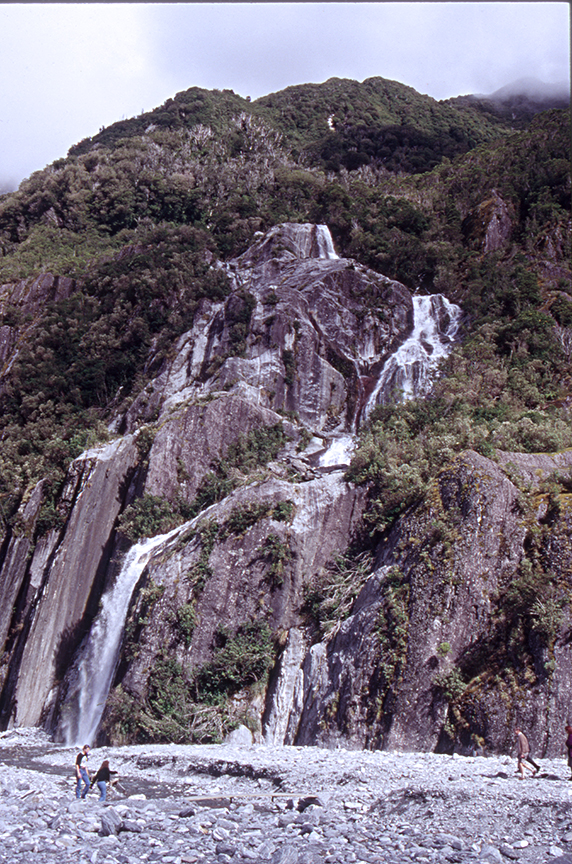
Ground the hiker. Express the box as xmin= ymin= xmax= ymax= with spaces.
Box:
xmin=90 ymin=759 xmax=118 ymax=802
xmin=75 ymin=744 xmax=91 ymax=799
xmin=514 ymin=728 xmax=540 ymax=778
xmin=566 ymin=725 xmax=572 ymax=780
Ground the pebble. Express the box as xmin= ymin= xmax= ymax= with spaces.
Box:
xmin=0 ymin=728 xmax=570 ymax=863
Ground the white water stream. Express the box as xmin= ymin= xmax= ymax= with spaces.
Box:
xmin=315 ymin=224 xmax=339 ymax=259
xmin=59 ymin=287 xmax=460 ymax=745
xmin=60 ymin=524 xmax=184 ymax=746
xmin=318 ymin=435 xmax=356 ymax=468
xmin=315 ymin=295 xmax=461 ymax=467
xmin=364 ymin=294 xmax=462 ymax=417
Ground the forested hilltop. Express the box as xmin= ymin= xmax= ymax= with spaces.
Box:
xmin=0 ymin=77 xmax=569 ymax=525
xmin=0 ymin=77 xmax=570 ymax=753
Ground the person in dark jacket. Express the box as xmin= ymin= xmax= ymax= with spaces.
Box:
xmin=566 ymin=725 xmax=572 ymax=780
xmin=514 ymin=728 xmax=540 ymax=778
xmin=74 ymin=744 xmax=90 ymax=799
xmin=90 ymin=759 xmax=117 ymax=802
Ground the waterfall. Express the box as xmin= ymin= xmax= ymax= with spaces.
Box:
xmin=318 ymin=435 xmax=356 ymax=467
xmin=315 ymin=224 xmax=339 ymax=259
xmin=59 ymin=524 xmax=183 ymax=746
xmin=365 ymin=294 xmax=462 ymax=417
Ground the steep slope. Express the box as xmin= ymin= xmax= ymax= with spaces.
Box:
xmin=0 ymin=222 xmax=569 ymax=758
xmin=291 ymin=449 xmax=572 ymax=756
xmin=67 ymin=76 xmax=515 ymax=175
xmin=0 ymin=74 xmax=569 ymax=755
xmin=0 ymin=224 xmax=406 ymax=736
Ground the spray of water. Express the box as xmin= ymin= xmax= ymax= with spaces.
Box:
xmin=364 ymin=294 xmax=461 ymax=417
xmin=315 ymin=224 xmax=339 ymax=259
xmin=59 ymin=524 xmax=184 ymax=746
xmin=318 ymin=436 xmax=356 ymax=467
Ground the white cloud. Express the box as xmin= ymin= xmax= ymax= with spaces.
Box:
xmin=0 ymin=2 xmax=569 ymax=190
xmin=0 ymin=4 xmax=173 ymax=186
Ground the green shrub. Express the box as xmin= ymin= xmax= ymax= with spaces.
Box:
xmin=529 ymin=596 xmax=566 ymax=648
xmin=35 ymin=497 xmax=65 ymax=537
xmin=304 ymin=550 xmax=373 ymax=636
xmin=375 ymin=567 xmax=410 ymax=680
xmin=177 ymin=603 xmax=198 ymax=646
xmin=551 ymin=295 xmax=572 ymax=326
xmin=196 ymin=620 xmax=276 ymax=702
xmin=117 ymin=494 xmax=180 ymax=542
xmin=433 ymin=667 xmax=467 ymax=701
xmin=259 ymin=533 xmax=293 ymax=588
xmin=185 ymin=520 xmax=219 ymax=589
xmin=219 ymin=503 xmax=271 ymax=538
xmin=271 ymin=500 xmax=295 ymax=522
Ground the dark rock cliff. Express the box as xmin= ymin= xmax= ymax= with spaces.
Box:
xmin=285 ymin=449 xmax=572 ymax=757
xmin=0 ymin=223 xmax=569 ymax=757
xmin=0 ymin=224 xmax=404 ymax=737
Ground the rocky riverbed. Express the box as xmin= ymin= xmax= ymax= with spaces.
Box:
xmin=1 ymin=728 xmax=571 ymax=864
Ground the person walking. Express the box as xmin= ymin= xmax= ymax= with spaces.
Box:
xmin=514 ymin=728 xmax=540 ymax=778
xmin=74 ymin=744 xmax=91 ymax=799
xmin=90 ymin=759 xmax=117 ymax=802
xmin=565 ymin=725 xmax=572 ymax=780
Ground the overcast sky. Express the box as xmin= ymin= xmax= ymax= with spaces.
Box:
xmin=0 ymin=2 xmax=569 ymax=192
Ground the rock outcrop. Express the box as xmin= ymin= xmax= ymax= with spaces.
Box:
xmin=0 ymin=222 xmax=569 ymax=760
xmin=462 ymin=190 xmax=512 ymax=252
xmin=282 ymin=449 xmax=572 ymax=757
xmin=1 ymin=223 xmax=404 ymax=738
xmin=117 ymin=222 xmax=412 ymax=437
xmin=0 ymin=436 xmax=141 ymax=727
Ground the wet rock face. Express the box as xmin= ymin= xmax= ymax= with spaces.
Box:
xmin=461 ymin=190 xmax=512 ymax=252
xmin=0 ymin=436 xmax=141 ymax=728
xmin=119 ymin=223 xmax=412 ymax=436
xmin=236 ymin=222 xmax=340 ymax=264
xmin=0 ymin=224 xmax=384 ymax=736
xmin=0 ymin=222 xmax=569 ymax=757
xmin=112 ymin=472 xmax=366 ymax=706
xmin=144 ymin=396 xmax=298 ymax=504
xmin=288 ymin=449 xmax=572 ymax=757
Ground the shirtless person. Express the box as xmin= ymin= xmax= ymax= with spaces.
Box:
xmin=514 ymin=728 xmax=540 ymax=778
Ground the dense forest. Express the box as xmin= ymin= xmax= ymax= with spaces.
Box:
xmin=0 ymin=76 xmax=569 ymax=541
xmin=0 ymin=76 xmax=570 ymax=750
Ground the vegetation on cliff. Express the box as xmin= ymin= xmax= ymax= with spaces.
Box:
xmin=3 ymin=83 xmax=567 ymax=538
xmin=0 ymin=77 xmax=569 ymax=748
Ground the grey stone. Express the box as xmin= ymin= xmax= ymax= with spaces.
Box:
xmin=225 ymin=725 xmax=254 ymax=747
xmin=100 ymin=807 xmax=123 ymax=836
xmin=499 ymin=846 xmax=519 ymax=860
xmin=120 ymin=819 xmax=143 ymax=833
xmin=271 ymin=847 xmax=299 ymax=864
xmin=216 ymin=841 xmax=238 ymax=855
xmin=479 ymin=847 xmax=503 ymax=864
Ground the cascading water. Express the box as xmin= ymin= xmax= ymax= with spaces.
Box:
xmin=59 ymin=524 xmax=184 ymax=746
xmin=318 ymin=435 xmax=356 ymax=467
xmin=364 ymin=294 xmax=462 ymax=418
xmin=315 ymin=224 xmax=339 ymax=259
